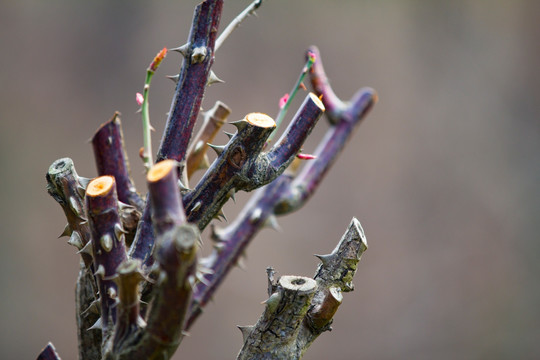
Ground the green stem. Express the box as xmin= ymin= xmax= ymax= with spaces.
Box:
xmin=141 ymin=70 xmax=155 ymax=171
xmin=267 ymin=54 xmax=316 ymax=145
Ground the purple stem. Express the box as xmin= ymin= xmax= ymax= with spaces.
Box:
xmin=86 ymin=176 xmax=128 ymax=331
xmin=274 ymin=88 xmax=376 ymax=215
xmin=91 ymin=112 xmax=144 ymax=210
xmin=156 ymin=0 xmax=224 ymax=170
xmin=307 ymin=46 xmax=345 ymax=122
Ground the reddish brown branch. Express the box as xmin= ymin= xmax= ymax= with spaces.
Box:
xmin=86 ymin=176 xmax=128 ymax=335
xmin=91 ymin=112 xmax=144 ymax=210
xmin=156 ymin=0 xmax=224 ymax=171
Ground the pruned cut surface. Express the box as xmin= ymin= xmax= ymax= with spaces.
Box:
xmin=87 ymin=176 xmax=115 ymax=197
xmin=245 ymin=112 xmax=276 ymax=128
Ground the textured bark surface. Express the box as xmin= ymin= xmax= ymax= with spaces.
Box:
xmin=236 ymin=218 xmax=368 ymax=360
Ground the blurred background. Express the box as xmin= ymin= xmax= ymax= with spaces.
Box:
xmin=1 ymin=0 xmax=539 ymax=359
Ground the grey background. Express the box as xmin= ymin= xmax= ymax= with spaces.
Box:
xmin=1 ymin=0 xmax=539 ymax=359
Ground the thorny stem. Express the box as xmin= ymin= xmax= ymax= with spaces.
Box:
xmin=156 ymin=0 xmax=223 ymax=171
xmin=86 ymin=176 xmax=128 ymax=337
xmin=215 ymin=0 xmax=264 ymax=52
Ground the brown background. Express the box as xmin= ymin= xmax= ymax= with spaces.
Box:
xmin=1 ymin=1 xmax=539 ymax=359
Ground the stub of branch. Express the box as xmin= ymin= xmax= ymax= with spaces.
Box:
xmin=235 ymin=218 xmax=368 ymax=360
xmin=86 ymin=176 xmax=128 ymax=338
xmin=91 ymin=112 xmax=144 ymax=211
xmin=148 ymin=160 xmax=186 ymax=234
xmin=237 ymin=276 xmax=317 ymax=360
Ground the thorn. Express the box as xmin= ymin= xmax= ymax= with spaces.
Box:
xmin=166 ymin=74 xmax=180 ymax=84
xmin=81 ymin=298 xmax=101 ymax=316
xmin=264 ymin=215 xmax=281 ymax=231
xmin=88 ymin=318 xmax=102 ymax=331
xmin=77 ymin=176 xmax=92 ymax=189
xmin=236 ymin=256 xmax=247 ymax=271
xmin=59 ymin=224 xmax=72 ymax=238
xmin=100 ymin=234 xmax=113 ymax=252
xmin=207 ymin=143 xmax=226 ymax=156
xmin=94 ymin=264 xmax=106 ymax=278
xmin=69 ymin=196 xmax=81 ymax=216
xmin=230 ymin=119 xmax=248 ymax=131
xmin=215 ymin=209 xmax=227 ymax=222
xmin=114 ymin=223 xmax=126 ymax=240
xmin=181 ymin=331 xmax=191 ymax=337
xmin=79 ymin=218 xmax=88 ymax=226
xmin=228 ymin=188 xmax=236 ymax=203
xmin=78 ymin=240 xmax=93 ymax=256
xmin=207 ymin=70 xmax=225 ymax=86
xmin=170 ymin=43 xmax=189 ymax=57
xmin=77 ymin=185 xmax=86 ymax=197
xmin=178 ymin=179 xmax=190 ymax=192
xmin=197 ymin=265 xmax=214 ymax=275
xmin=67 ymin=231 xmax=83 ymax=249
xmin=314 ymin=253 xmax=335 ymax=267
xmin=191 ymin=201 xmax=202 ymax=212
xmin=237 ymin=325 xmax=254 ymax=342
xmin=261 ymin=292 xmax=281 ymax=313
xmin=223 ymin=131 xmax=235 ymax=140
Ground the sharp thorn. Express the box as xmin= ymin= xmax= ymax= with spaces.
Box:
xmin=170 ymin=43 xmax=189 ymax=57
xmin=77 ymin=176 xmax=92 ymax=189
xmin=166 ymin=74 xmax=180 ymax=84
xmin=94 ymin=264 xmax=106 ymax=278
xmin=67 ymin=231 xmax=83 ymax=249
xmin=236 ymin=256 xmax=247 ymax=271
xmin=87 ymin=318 xmax=102 ymax=331
xmin=207 ymin=70 xmax=225 ymax=86
xmin=314 ymin=253 xmax=335 ymax=266
xmin=207 ymin=143 xmax=226 ymax=156
xmin=223 ymin=131 xmax=235 ymax=140
xmin=228 ymin=188 xmax=236 ymax=203
xmin=78 ymin=240 xmax=93 ymax=256
xmin=264 ymin=215 xmax=281 ymax=231
xmin=237 ymin=325 xmax=254 ymax=342
xmin=230 ymin=119 xmax=248 ymax=131
xmin=59 ymin=224 xmax=72 ymax=238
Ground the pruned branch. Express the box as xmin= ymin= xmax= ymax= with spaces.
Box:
xmin=91 ymin=112 xmax=144 ymax=210
xmin=86 ymin=176 xmax=129 ymax=339
xmin=188 ymin=48 xmax=376 ymax=329
xmin=235 ymin=218 xmax=368 ymax=360
xmin=184 ymin=92 xmax=324 ymax=231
